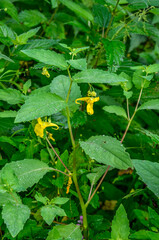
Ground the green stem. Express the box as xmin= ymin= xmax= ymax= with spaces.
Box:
xmin=66 ymin=69 xmax=88 ymax=239
xmin=120 ymin=87 xmax=143 ymax=143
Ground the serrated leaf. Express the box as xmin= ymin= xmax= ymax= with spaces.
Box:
xmin=41 ymin=205 xmax=66 ymax=225
xmin=103 ymin=105 xmax=127 ymax=118
xmin=46 ymin=223 xmax=82 ymax=240
xmin=80 ymin=136 xmax=132 ymax=170
xmin=35 ymin=192 xmax=49 ymax=205
xmin=0 ymin=192 xmax=21 ymax=205
xmin=138 ymin=99 xmax=159 ymax=111
xmin=19 ymin=10 xmax=47 ymax=28
xmin=93 ymin=4 xmax=111 ymax=28
xmin=133 ymin=160 xmax=159 ymax=198
xmin=15 ymin=93 xmax=66 ymax=123
xmin=0 ymin=89 xmax=24 ymax=104
xmin=0 ymin=0 xmax=19 ymax=21
xmin=103 ymin=39 xmax=125 ymax=71
xmin=2 ymin=203 xmax=30 ymax=238
xmin=67 ymin=58 xmax=87 ymax=71
xmin=146 ymin=64 xmax=159 ymax=74
xmin=0 ymin=111 xmax=17 ymax=118
xmin=73 ymin=69 xmax=127 ymax=84
xmin=133 ymin=70 xmax=150 ymax=89
xmin=1 ymin=159 xmax=50 ymax=192
xmin=59 ymin=0 xmax=93 ymax=21
xmin=0 ymin=52 xmax=14 ymax=62
xmin=0 ymin=24 xmax=16 ymax=46
xmin=111 ymin=204 xmax=130 ymax=240
xmin=87 ymin=166 xmax=109 ymax=185
xmin=15 ymin=27 xmax=40 ymax=45
xmin=21 ymin=49 xmax=68 ymax=70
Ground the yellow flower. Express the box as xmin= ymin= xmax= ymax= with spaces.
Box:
xmin=66 ymin=175 xmax=72 ymax=194
xmin=34 ymin=118 xmax=59 ymax=139
xmin=42 ymin=67 xmax=50 ymax=78
xmin=75 ymin=96 xmax=99 ymax=115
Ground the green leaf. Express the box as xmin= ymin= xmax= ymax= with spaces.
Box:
xmin=0 ymin=136 xmax=17 ymax=147
xmin=148 ymin=207 xmax=159 ymax=229
xmin=41 ymin=205 xmax=66 ymax=225
xmin=0 ymin=52 xmax=14 ymax=62
xmin=0 ymin=89 xmax=24 ymax=104
xmin=0 ymin=0 xmax=19 ymax=21
xmin=146 ymin=64 xmax=159 ymax=74
xmin=133 ymin=160 xmax=159 ymax=197
xmin=138 ymin=99 xmax=159 ymax=111
xmin=51 ymin=197 xmax=69 ymax=205
xmin=19 ymin=10 xmax=47 ymax=28
xmin=0 ymin=192 xmax=21 ymax=205
xmin=51 ymin=0 xmax=58 ymax=8
xmin=73 ymin=69 xmax=127 ymax=84
xmin=80 ymin=136 xmax=132 ymax=170
xmin=23 ymin=79 xmax=31 ymax=95
xmin=50 ymin=75 xmax=81 ymax=111
xmin=21 ymin=49 xmax=68 ymax=70
xmin=46 ymin=223 xmax=82 ymax=240
xmin=87 ymin=166 xmax=109 ymax=185
xmin=67 ymin=58 xmax=87 ymax=71
xmin=93 ymin=4 xmax=111 ymax=28
xmin=14 ymin=27 xmax=40 ymax=45
xmin=130 ymin=230 xmax=159 ymax=240
xmin=127 ymin=0 xmax=148 ymax=10
xmin=1 ymin=159 xmax=50 ymax=192
xmin=132 ymin=70 xmax=150 ymax=89
xmin=103 ymin=105 xmax=127 ymax=118
xmin=2 ymin=203 xmax=30 ymax=238
xmin=59 ymin=0 xmax=93 ymax=21
xmin=15 ymin=93 xmax=66 ymax=123
xmin=0 ymin=24 xmax=16 ymax=46
xmin=111 ymin=204 xmax=130 ymax=240
xmin=0 ymin=110 xmax=17 ymax=118
xmin=35 ymin=192 xmax=49 ymax=205
xmin=103 ymin=39 xmax=125 ymax=70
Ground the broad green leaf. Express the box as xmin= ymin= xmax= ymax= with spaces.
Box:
xmin=148 ymin=207 xmax=159 ymax=229
xmin=0 ymin=0 xmax=19 ymax=21
xmin=80 ymin=136 xmax=132 ymax=170
xmin=103 ymin=105 xmax=127 ymax=118
xmin=134 ymin=209 xmax=149 ymax=227
xmin=138 ymin=128 xmax=159 ymax=145
xmin=15 ymin=93 xmax=66 ymax=123
xmin=59 ymin=0 xmax=93 ymax=21
xmin=133 ymin=160 xmax=159 ymax=197
xmin=2 ymin=203 xmax=30 ymax=238
xmin=35 ymin=192 xmax=49 ymax=205
xmin=0 ymin=24 xmax=16 ymax=45
xmin=138 ymin=99 xmax=159 ymax=111
xmin=111 ymin=204 xmax=130 ymax=240
xmin=0 ymin=52 xmax=14 ymax=62
xmin=14 ymin=27 xmax=40 ymax=45
xmin=132 ymin=70 xmax=150 ymax=89
xmin=127 ymin=0 xmax=148 ymax=9
xmin=67 ymin=58 xmax=87 ymax=71
xmin=103 ymin=39 xmax=125 ymax=70
xmin=46 ymin=223 xmax=82 ymax=240
xmin=0 ymin=192 xmax=21 ymax=205
xmin=23 ymin=79 xmax=31 ymax=95
xmin=0 ymin=136 xmax=17 ymax=147
xmin=21 ymin=49 xmax=68 ymax=70
xmin=93 ymin=4 xmax=111 ymax=28
xmin=150 ymin=8 xmax=159 ymax=15
xmin=51 ymin=0 xmax=58 ymax=8
xmin=146 ymin=64 xmax=159 ymax=74
xmin=50 ymin=75 xmax=81 ymax=111
xmin=130 ymin=230 xmax=159 ymax=240
xmin=41 ymin=205 xmax=66 ymax=225
xmin=51 ymin=197 xmax=69 ymax=205
xmin=0 ymin=110 xmax=17 ymax=118
xmin=73 ymin=69 xmax=127 ymax=84
xmin=0 ymin=89 xmax=24 ymax=104
xmin=1 ymin=159 xmax=50 ymax=192
xmin=19 ymin=10 xmax=47 ymax=28
xmin=87 ymin=166 xmax=109 ymax=185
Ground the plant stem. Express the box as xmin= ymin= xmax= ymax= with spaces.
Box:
xmin=46 ymin=137 xmax=70 ymax=173
xmin=126 ymin=98 xmax=130 ymax=120
xmin=66 ymin=69 xmax=88 ymax=239
xmin=85 ymin=165 xmax=110 ymax=208
xmin=121 ymin=87 xmax=143 ymax=144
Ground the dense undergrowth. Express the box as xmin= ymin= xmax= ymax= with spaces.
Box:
xmin=0 ymin=0 xmax=159 ymax=239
